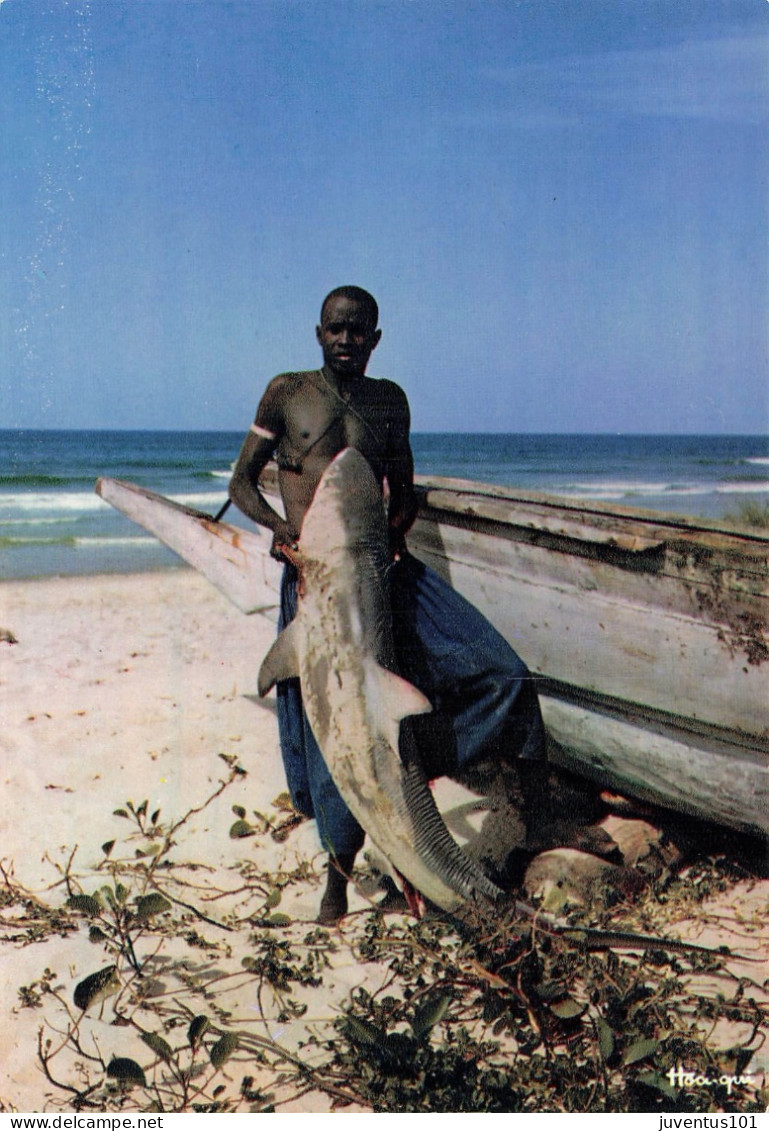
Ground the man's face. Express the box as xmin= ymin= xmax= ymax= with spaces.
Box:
xmin=316 ymin=296 xmax=381 ymax=378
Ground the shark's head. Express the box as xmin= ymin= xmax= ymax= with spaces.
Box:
xmin=301 ymin=449 xmax=388 ymax=564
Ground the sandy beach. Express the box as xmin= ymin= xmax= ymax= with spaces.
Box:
xmin=0 ymin=568 xmax=766 ymax=1114
xmin=0 ymin=570 xmax=337 ymax=1110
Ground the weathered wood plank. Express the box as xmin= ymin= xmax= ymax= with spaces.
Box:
xmin=416 ymin=491 xmax=769 ymax=592
xmin=541 ymin=693 xmax=768 ymax=837
xmin=409 ymin=521 xmax=768 ymax=738
xmin=418 ymin=490 xmax=667 ymax=553
xmin=416 ymin=475 xmax=769 ymax=554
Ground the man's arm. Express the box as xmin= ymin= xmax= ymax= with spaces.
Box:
xmin=228 ymin=378 xmax=298 ymax=556
xmin=383 ymin=383 xmax=418 ymax=556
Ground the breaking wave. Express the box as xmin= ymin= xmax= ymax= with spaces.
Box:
xmin=556 ymin=479 xmax=769 ymax=501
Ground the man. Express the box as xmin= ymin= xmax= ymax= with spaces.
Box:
xmin=229 ymin=286 xmax=548 ymax=923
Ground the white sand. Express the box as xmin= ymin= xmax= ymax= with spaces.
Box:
xmin=1 ymin=571 xmax=285 ymax=888
xmin=0 ymin=570 xmax=766 ymax=1113
xmin=0 ymin=571 xmax=342 ymax=1110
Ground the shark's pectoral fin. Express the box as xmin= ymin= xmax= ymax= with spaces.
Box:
xmin=368 ymin=663 xmax=432 ymax=741
xmin=258 ymin=622 xmax=301 ymax=696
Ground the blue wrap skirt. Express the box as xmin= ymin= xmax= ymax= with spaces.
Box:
xmin=275 ymin=551 xmax=546 ymax=858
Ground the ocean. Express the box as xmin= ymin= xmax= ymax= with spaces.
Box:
xmin=1 ymin=430 xmax=767 ymax=581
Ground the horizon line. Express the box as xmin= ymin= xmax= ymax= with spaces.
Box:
xmin=1 ymin=427 xmax=767 ymax=439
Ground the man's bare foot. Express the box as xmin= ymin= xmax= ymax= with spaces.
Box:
xmin=315 ymin=852 xmax=355 ymax=925
xmin=376 ymin=875 xmax=410 ymax=913
xmin=316 ymin=887 xmax=348 ymax=925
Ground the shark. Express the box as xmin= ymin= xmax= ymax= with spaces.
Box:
xmin=257 ymin=447 xmax=503 ymax=913
xmin=95 ymin=457 xmax=746 ymax=959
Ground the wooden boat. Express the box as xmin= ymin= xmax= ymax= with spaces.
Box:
xmin=95 ymin=471 xmax=769 ymax=838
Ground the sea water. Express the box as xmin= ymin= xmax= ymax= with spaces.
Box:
xmin=1 ymin=430 xmax=767 ymax=581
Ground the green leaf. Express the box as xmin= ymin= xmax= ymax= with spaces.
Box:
xmin=141 ymin=1031 xmax=174 ymax=1063
xmin=411 ymin=993 xmax=452 ymax=1040
xmin=636 ymin=1071 xmax=677 ymax=1099
xmin=101 ymin=885 xmax=117 ymax=909
xmin=113 ymin=809 xmax=130 ymax=819
xmin=265 ymin=913 xmax=291 ymax=927
xmin=561 ymin=929 xmax=589 ymax=945
xmin=549 ymin=998 xmax=586 ymax=1020
xmin=114 ymin=883 xmax=129 ymax=905
xmin=596 ymin=1017 xmax=615 ymax=1061
xmin=67 ymin=894 xmax=102 ymax=918
xmin=482 ymin=997 xmax=505 ymax=1024
xmin=623 ymin=1037 xmax=660 ymax=1066
xmin=209 ymin=1031 xmax=238 ymax=1068
xmin=88 ymin=925 xmax=109 ymax=944
xmin=106 ymin=1057 xmax=147 ymax=1088
xmin=101 ymin=840 xmax=115 ymax=857
xmin=151 ymin=809 xmax=161 ymax=825
xmin=134 ymin=893 xmax=172 ymax=921
xmin=136 ymin=800 xmax=149 ymax=819
xmin=229 ymin=819 xmax=255 ymax=839
xmin=73 ymin=965 xmax=119 ymax=1011
xmin=343 ymin=1014 xmax=386 ymax=1048
xmin=733 ymin=1048 xmax=755 ymax=1076
xmin=265 ymin=888 xmax=282 ymax=909
xmin=232 ymin=805 xmax=247 ymax=819
xmin=534 ymin=981 xmax=563 ymax=1003
xmin=188 ymin=1014 xmax=210 ymax=1050
xmin=251 ymin=811 xmax=271 ymax=833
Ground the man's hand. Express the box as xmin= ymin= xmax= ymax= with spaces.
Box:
xmin=389 ymin=526 xmax=408 ymax=562
xmin=388 ymin=501 xmax=415 ymax=562
xmin=270 ymin=522 xmax=300 ymax=563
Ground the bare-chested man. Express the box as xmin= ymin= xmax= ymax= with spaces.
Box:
xmin=229 ymin=286 xmax=414 ymax=565
xmin=230 ymin=286 xmax=548 ymax=923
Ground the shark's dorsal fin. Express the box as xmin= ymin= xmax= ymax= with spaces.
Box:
xmin=258 ymin=622 xmax=301 ymax=696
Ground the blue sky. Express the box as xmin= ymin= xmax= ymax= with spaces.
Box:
xmin=2 ymin=0 xmax=767 ymax=433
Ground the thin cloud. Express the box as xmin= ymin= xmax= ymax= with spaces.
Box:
xmin=475 ymin=35 xmax=768 ymax=128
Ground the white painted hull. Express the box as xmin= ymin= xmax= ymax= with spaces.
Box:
xmin=95 ymin=473 xmax=769 ymax=837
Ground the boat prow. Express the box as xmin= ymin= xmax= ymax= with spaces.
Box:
xmin=95 ymin=478 xmax=277 ymax=615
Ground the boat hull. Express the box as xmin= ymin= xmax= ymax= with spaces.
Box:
xmin=95 ymin=473 xmax=769 ymax=837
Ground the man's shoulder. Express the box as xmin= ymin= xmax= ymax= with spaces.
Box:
xmin=262 ymin=370 xmax=318 ymax=399
xmin=269 ymin=369 xmax=318 ymax=387
xmin=366 ymin=376 xmax=408 ymax=402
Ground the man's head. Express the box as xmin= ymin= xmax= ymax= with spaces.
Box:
xmin=317 ymin=286 xmax=381 ymax=379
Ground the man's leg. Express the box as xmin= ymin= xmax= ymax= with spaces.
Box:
xmin=275 ymin=567 xmax=314 ymax=819
xmin=277 ymin=677 xmax=365 ymax=921
xmin=317 ymin=852 xmax=358 ymax=925
xmin=303 ymin=711 xmax=365 ymax=922
xmin=275 ymin=566 xmax=365 ymax=923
